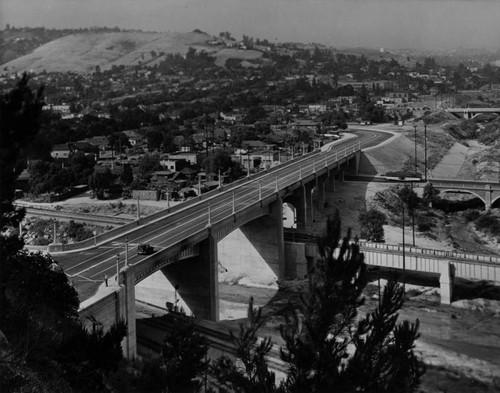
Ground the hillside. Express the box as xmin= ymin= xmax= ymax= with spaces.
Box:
xmin=0 ymin=31 xmax=263 ymax=74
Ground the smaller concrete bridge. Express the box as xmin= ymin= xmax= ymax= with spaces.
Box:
xmin=284 ymin=229 xmax=500 ymax=305
xmin=446 ymin=107 xmax=500 ymax=120
xmin=429 ymin=178 xmax=500 ymax=209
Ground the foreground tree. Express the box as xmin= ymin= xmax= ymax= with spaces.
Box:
xmin=212 ymin=298 xmax=277 ymax=393
xmin=213 ymin=211 xmax=424 ymax=392
xmin=281 ymin=211 xmax=424 ymax=392
xmin=137 ymin=312 xmax=209 ymax=393
xmin=1 ymin=76 xmax=127 ymax=392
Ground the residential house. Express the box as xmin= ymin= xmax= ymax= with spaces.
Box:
xmin=292 ymin=120 xmax=321 ymax=135
xmin=161 ymin=152 xmax=203 ymax=166
xmin=238 ymin=150 xmax=280 ymax=172
xmin=241 ymin=140 xmax=275 ymax=150
xmin=51 ymin=144 xmax=71 ymax=159
xmin=123 ymin=130 xmax=147 ymax=147
xmin=160 ymin=158 xmax=190 ymax=172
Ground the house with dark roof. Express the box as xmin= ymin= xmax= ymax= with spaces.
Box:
xmin=51 ymin=144 xmax=71 ymax=159
xmin=123 ymin=130 xmax=147 ymax=147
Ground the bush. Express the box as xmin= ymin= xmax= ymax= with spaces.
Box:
xmin=463 ymin=209 xmax=481 ymax=222
xmin=416 ymin=216 xmax=434 ymax=232
xmin=66 ymin=220 xmax=94 ymax=242
xmin=475 ymin=213 xmax=500 ymax=236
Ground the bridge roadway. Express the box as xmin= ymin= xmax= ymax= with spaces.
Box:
xmin=55 ymin=130 xmax=390 ymax=301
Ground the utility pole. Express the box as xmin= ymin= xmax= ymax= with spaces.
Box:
xmin=53 ymin=219 xmax=57 ymax=243
xmin=424 ymin=124 xmax=428 ymax=181
xmin=411 ymin=183 xmax=416 ymax=247
xmin=402 ymin=202 xmax=406 ymax=294
xmin=413 ymin=124 xmax=418 ymax=174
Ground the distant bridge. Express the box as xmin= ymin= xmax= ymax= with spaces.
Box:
xmin=429 ymin=178 xmax=500 ymax=209
xmin=446 ymin=107 xmax=500 ymax=120
xmin=284 ymin=229 xmax=500 ymax=306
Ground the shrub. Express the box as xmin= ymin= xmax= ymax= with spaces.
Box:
xmin=66 ymin=220 xmax=93 ymax=242
xmin=463 ymin=209 xmax=481 ymax=222
xmin=475 ymin=213 xmax=500 ymax=236
xmin=417 ymin=216 xmax=434 ymax=232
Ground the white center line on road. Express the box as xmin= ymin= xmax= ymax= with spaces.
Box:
xmin=70 ymin=273 xmax=101 ymax=283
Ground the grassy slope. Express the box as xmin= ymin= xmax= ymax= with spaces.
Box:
xmin=1 ymin=31 xmax=263 ymax=73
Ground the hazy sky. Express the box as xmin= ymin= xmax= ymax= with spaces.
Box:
xmin=1 ymin=0 xmax=499 ymax=49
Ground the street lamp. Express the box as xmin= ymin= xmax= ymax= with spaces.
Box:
xmin=125 ymin=237 xmax=129 ymax=267
xmin=116 ymin=253 xmax=120 ymax=283
xmin=136 ymin=196 xmax=140 ymax=221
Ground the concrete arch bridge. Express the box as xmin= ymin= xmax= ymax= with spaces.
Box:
xmin=429 ymin=178 xmax=500 ymax=209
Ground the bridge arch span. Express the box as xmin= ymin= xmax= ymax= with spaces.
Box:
xmin=283 ymin=201 xmax=297 ymax=229
xmin=491 ymin=195 xmax=500 ymax=209
xmin=440 ymin=189 xmax=487 ymax=209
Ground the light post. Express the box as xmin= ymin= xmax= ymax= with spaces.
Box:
xmin=207 ymin=202 xmax=211 ymax=227
xmin=136 ymin=196 xmax=140 ymax=221
xmin=116 ymin=253 xmax=120 ymax=284
xmin=125 ymin=237 xmax=129 ymax=267
xmin=218 ymin=170 xmax=222 ymax=188
xmin=93 ymin=230 xmax=97 ymax=246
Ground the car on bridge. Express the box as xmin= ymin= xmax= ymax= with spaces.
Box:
xmin=137 ymin=243 xmax=155 ymax=255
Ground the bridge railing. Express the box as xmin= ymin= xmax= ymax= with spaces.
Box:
xmin=429 ymin=179 xmax=500 ymax=189
xmin=359 ymin=241 xmax=500 ymax=264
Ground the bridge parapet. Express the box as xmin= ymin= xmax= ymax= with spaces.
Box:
xmin=134 ymin=244 xmax=201 ymax=284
